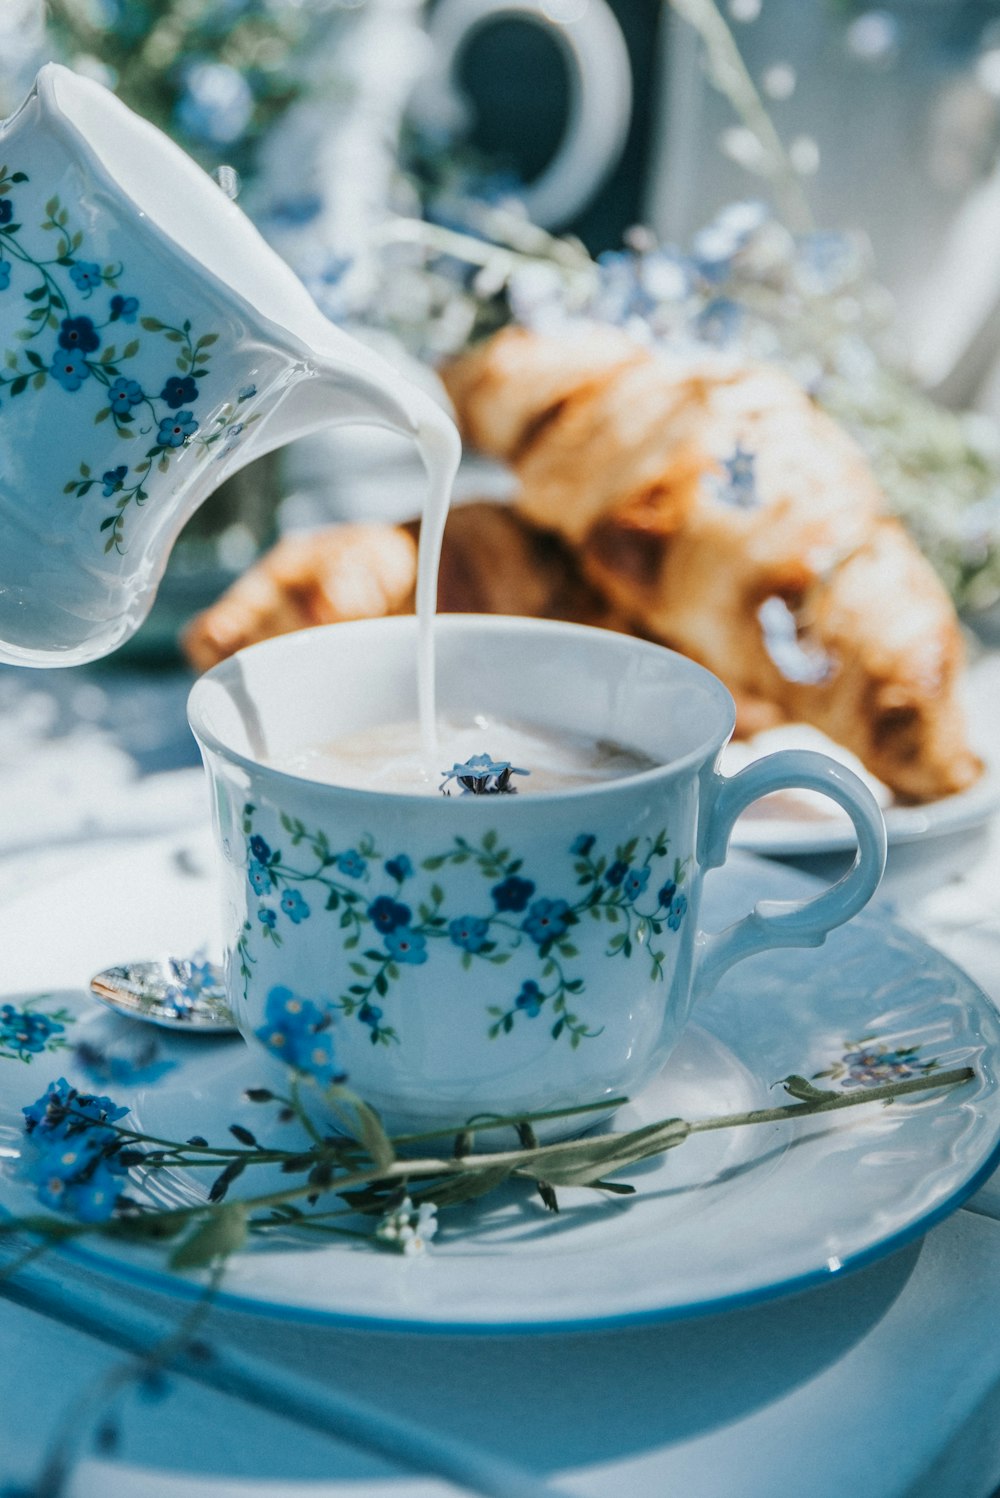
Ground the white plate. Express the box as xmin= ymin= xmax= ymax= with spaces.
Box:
xmin=727 ymin=651 xmax=1000 ymax=856
xmin=1 ymin=839 xmax=999 ymax=1333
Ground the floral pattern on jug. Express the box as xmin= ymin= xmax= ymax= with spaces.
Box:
xmin=234 ymin=803 xmax=690 ymax=1050
xmin=0 ymin=164 xmax=260 ymax=552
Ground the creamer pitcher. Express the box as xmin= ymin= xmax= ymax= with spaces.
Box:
xmin=0 ymin=64 xmax=458 ymax=666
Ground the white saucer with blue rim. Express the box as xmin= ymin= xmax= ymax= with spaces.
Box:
xmin=0 ymin=837 xmax=998 ymax=1332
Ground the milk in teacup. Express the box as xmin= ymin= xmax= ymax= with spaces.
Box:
xmin=269 ymin=716 xmax=657 ymax=795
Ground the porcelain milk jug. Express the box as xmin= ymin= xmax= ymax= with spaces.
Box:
xmin=0 ymin=64 xmax=458 ymax=666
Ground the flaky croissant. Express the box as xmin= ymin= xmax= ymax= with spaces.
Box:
xmin=442 ymin=327 xmax=982 ymax=803
xmin=181 ymin=502 xmax=627 ymax=674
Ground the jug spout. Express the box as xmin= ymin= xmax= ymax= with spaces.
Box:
xmin=250 ymin=325 xmax=458 ymax=463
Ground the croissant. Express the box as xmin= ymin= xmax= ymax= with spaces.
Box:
xmin=181 ymin=502 xmax=626 ymax=674
xmin=442 ymin=327 xmax=982 ymax=803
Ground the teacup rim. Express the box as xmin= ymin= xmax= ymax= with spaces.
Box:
xmin=187 ymin=614 xmax=738 ymax=805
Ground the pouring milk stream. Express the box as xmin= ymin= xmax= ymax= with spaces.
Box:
xmin=0 ymin=63 xmax=460 ymax=763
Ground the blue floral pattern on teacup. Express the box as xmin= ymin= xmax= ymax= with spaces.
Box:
xmin=235 ymin=803 xmax=690 ymax=1049
xmin=0 ymin=165 xmax=260 ymax=553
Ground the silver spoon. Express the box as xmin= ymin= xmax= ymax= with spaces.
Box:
xmin=90 ymin=956 xmax=238 ymax=1034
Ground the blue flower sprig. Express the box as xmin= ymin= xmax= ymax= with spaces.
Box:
xmin=4 ymin=1055 xmax=972 ymax=1266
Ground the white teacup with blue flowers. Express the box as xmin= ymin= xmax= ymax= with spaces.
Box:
xmin=188 ymin=615 xmax=887 ymax=1140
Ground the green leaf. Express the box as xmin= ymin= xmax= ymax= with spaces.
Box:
xmin=329 ymin=1086 xmax=395 ymax=1172
xmin=430 ymin=883 xmax=444 ymax=906
xmin=140 ymin=316 xmax=165 ymax=332
xmin=482 ymin=830 xmax=498 ymax=852
xmin=782 ymin=1075 xmax=837 ymax=1104
xmin=164 ymin=330 xmax=185 ymax=343
xmin=422 ymin=855 xmax=445 ymax=870
xmin=196 ymin=332 xmax=220 ymax=348
xmin=94 ymin=406 xmax=110 ymax=424
xmin=44 ymin=195 xmax=59 ymax=217
xmin=9 ymin=375 xmax=26 ymax=396
xmin=169 ymin=1203 xmax=247 ymax=1270
xmin=23 ymin=285 xmax=46 ymax=303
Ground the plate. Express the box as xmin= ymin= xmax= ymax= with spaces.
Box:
xmin=727 ymin=650 xmax=1000 ymax=856
xmin=1 ymin=839 xmax=999 ymax=1333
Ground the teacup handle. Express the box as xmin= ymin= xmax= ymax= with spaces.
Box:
xmin=416 ymin=0 xmax=633 ymax=228
xmin=693 ymin=750 xmax=887 ymax=998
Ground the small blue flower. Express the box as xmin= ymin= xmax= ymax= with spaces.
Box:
xmin=337 ymin=850 xmax=367 ymax=879
xmin=160 ymin=374 xmax=199 ymax=408
xmin=101 ymin=464 xmax=128 ymax=497
xmin=491 ymin=874 xmax=535 ymax=913
xmin=710 ymin=443 xmax=758 ymax=510
xmin=514 ymin=980 xmax=543 ymax=1017
xmin=384 ymin=928 xmax=427 ymax=965
xmin=238 ymin=383 xmax=257 ymax=402
xmin=20 ymin=1079 xmax=130 ymax=1222
xmin=0 ymin=261 xmax=10 ymax=291
xmin=368 ymin=895 xmax=411 ymax=933
xmin=656 ymin=880 xmax=677 ymax=911
xmin=623 ymin=867 xmax=650 ymax=901
xmin=449 ymin=915 xmax=490 ymax=953
xmin=24 ymin=1078 xmax=124 ymax=1132
xmin=667 ymin=893 xmax=688 ymax=931
xmin=570 ymin=834 xmax=596 ymax=857
xmin=254 ymin=985 xmax=339 ymax=1084
xmin=695 ymin=297 xmax=743 ymax=348
xmin=63 ymin=1159 xmax=123 ymax=1222
xmin=385 ymin=854 xmax=413 ymax=883
xmin=258 ymin=907 xmax=277 ymax=930
xmin=249 ymin=834 xmax=271 ymax=863
xmin=280 ymin=888 xmax=310 ymax=924
xmin=522 ymin=898 xmax=571 ymax=946
xmin=108 ymin=377 xmax=144 ymax=415
xmin=157 ymin=410 xmax=198 ymax=447
xmin=0 ymin=199 xmax=13 ymax=225
xmin=109 ymin=293 xmax=139 ymax=323
xmin=606 ymin=861 xmax=628 ymax=888
xmin=50 ymin=348 xmax=91 ymax=391
xmin=248 ymin=858 xmax=272 ymax=895
xmin=358 ymin=1002 xmax=383 ymax=1029
xmin=0 ymin=1006 xmax=65 ymax=1057
xmin=69 ymin=261 xmax=103 ymax=294
xmin=58 ymin=315 xmax=100 ymax=353
xmin=440 ymin=754 xmax=528 ymax=796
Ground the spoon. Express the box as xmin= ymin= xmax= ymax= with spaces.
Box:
xmin=90 ymin=957 xmax=238 ymax=1035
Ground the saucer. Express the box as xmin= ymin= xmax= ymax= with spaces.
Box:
xmin=727 ymin=649 xmax=1000 ymax=856
xmin=1 ymin=841 xmax=998 ymax=1333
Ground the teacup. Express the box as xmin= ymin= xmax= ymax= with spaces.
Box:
xmin=187 ymin=615 xmax=886 ymax=1140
